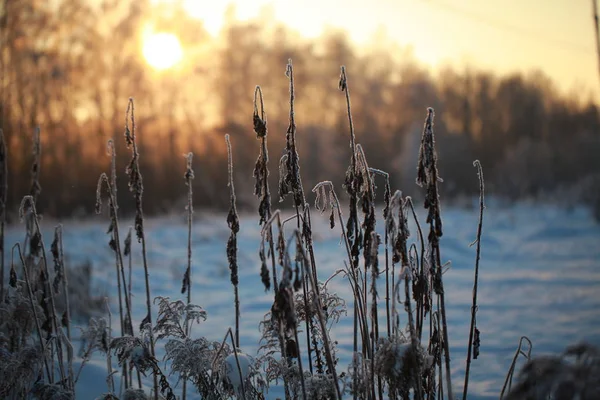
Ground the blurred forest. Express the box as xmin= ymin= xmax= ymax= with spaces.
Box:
xmin=1 ymin=0 xmax=600 ymax=218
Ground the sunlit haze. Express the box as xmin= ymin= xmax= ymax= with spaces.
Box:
xmin=142 ymin=31 xmax=183 ymax=70
xmin=151 ymin=0 xmax=599 ymax=98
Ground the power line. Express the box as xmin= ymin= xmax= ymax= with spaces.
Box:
xmin=424 ymin=0 xmax=593 ymax=55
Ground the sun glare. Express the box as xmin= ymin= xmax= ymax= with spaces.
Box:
xmin=142 ymin=32 xmax=183 ymax=70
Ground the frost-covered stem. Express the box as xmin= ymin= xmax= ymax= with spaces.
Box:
xmin=417 ymin=108 xmax=453 ymax=400
xmin=406 ymin=197 xmax=425 ymax=339
xmin=107 ymin=143 xmax=126 ymax=338
xmin=124 ymin=98 xmax=158 ymax=399
xmin=97 ymin=172 xmax=133 ymax=389
xmin=311 ymin=181 xmax=370 ymax=370
xmin=225 ymin=134 xmax=241 ymax=348
xmin=126 ymin=227 xmax=141 ymax=389
xmin=433 ymin=216 xmax=452 ymax=397
xmin=295 ymin=231 xmax=343 ymax=400
xmin=56 ymin=225 xmax=74 ymax=390
xmin=20 ymin=196 xmax=67 ymax=385
xmin=340 ymin=66 xmax=357 ymax=175
xmin=105 ymin=298 xmax=115 ymax=393
xmin=283 ymin=60 xmax=319 ymax=371
xmin=182 ymin=152 xmax=194 ymax=400
xmin=463 ymin=160 xmax=485 ymax=400
xmin=55 ymin=226 xmax=71 ymax=342
xmin=127 ymin=228 xmax=133 ymax=314
xmin=499 ymin=336 xmax=532 ymax=399
xmin=301 ymin=269 xmax=314 ymax=374
xmin=384 ymin=227 xmax=391 ymax=337
xmin=253 ymin=85 xmax=280 ymax=294
xmin=183 ymin=152 xmax=194 ymax=327
xmin=369 ymin=232 xmax=379 ymax=400
xmin=213 ymin=328 xmax=247 ymax=400
xmin=108 ymin=140 xmax=134 ymax=339
xmin=339 ymin=68 xmax=360 ymax=394
xmin=356 ymin=145 xmax=375 ymax=361
xmin=14 ymin=243 xmax=52 ymax=383
xmin=403 ymin=265 xmax=423 ymax=400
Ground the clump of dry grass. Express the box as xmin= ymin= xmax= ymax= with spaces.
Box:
xmin=1 ymin=60 xmax=597 ymax=400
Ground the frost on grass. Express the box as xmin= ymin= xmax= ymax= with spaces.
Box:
xmin=0 ymin=282 xmax=47 ymax=398
xmin=373 ymin=333 xmax=434 ymax=399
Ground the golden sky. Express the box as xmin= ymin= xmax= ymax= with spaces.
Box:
xmin=154 ymin=0 xmax=598 ymax=99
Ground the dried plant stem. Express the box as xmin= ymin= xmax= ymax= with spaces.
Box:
xmin=500 ymin=336 xmax=532 ymax=399
xmin=462 ymin=160 xmax=485 ymax=400
xmin=213 ymin=328 xmax=247 ymax=400
xmin=97 ymin=170 xmax=133 ymax=394
xmin=339 ymin=68 xmax=361 ymax=399
xmin=20 ymin=196 xmax=67 ymax=385
xmin=30 ymin=127 xmax=41 ymax=202
xmin=252 ymin=87 xmax=278 ymax=292
xmin=181 ymin=152 xmax=194 ymax=400
xmin=0 ymin=129 xmax=6 ymax=304
xmin=106 ymin=142 xmax=126 ymax=341
xmin=417 ymin=108 xmax=453 ymax=400
xmin=225 ymin=134 xmax=241 ymax=349
xmin=403 ymin=263 xmax=423 ymax=400
xmin=370 ymin=168 xmax=392 ymax=338
xmin=281 ymin=60 xmax=322 ymax=373
xmin=406 ymin=197 xmax=426 ymax=340
xmin=109 ymin=140 xmax=134 ymax=336
xmin=593 ymin=0 xmax=600 ymax=84
xmin=184 ymin=152 xmax=194 ymax=313
xmin=55 ymin=225 xmax=74 ymax=390
xmin=54 ymin=226 xmax=71 ymax=342
xmin=125 ymin=227 xmax=142 ymax=389
xmin=295 ymin=231 xmax=342 ymax=400
xmin=14 ymin=243 xmax=52 ymax=382
xmin=105 ymin=297 xmax=115 ymax=393
xmin=311 ymin=181 xmax=370 ymax=368
xmin=124 ymin=98 xmax=159 ymax=399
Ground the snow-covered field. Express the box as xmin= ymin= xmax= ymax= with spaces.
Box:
xmin=6 ymin=201 xmax=600 ymax=399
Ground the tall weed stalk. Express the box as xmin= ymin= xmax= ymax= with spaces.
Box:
xmin=123 ymin=98 xmax=159 ymax=399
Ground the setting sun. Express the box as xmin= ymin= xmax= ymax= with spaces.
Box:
xmin=142 ymin=32 xmax=183 ymax=70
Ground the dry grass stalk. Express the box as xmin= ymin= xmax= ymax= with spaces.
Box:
xmin=370 ymin=168 xmax=392 ymax=338
xmin=123 ymin=98 xmax=158 ymax=399
xmin=181 ymin=151 xmax=194 ymax=400
xmin=51 ymin=224 xmax=75 ymax=391
xmin=108 ymin=139 xmax=134 ymax=335
xmin=416 ymin=108 xmax=454 ymax=400
xmin=252 ymin=85 xmax=279 ymax=295
xmin=0 ymin=129 xmax=6 ymax=304
xmin=19 ymin=195 xmax=69 ymax=390
xmin=500 ymin=336 xmax=533 ymax=399
xmin=225 ymin=134 xmax=241 ymax=349
xmin=462 ymin=160 xmax=485 ymax=400
xmin=12 ymin=242 xmax=52 ymax=383
xmin=30 ymin=127 xmax=41 ymax=203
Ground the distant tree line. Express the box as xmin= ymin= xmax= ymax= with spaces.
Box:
xmin=1 ymin=0 xmax=599 ymax=218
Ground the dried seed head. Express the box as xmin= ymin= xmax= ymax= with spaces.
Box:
xmin=51 ymin=225 xmax=64 ymax=294
xmin=124 ymin=98 xmax=134 ymax=148
xmin=184 ymin=152 xmax=195 ymax=183
xmin=416 ymin=107 xmax=443 ymax=239
xmin=29 ymin=127 xmax=41 ymax=201
xmin=225 ymin=135 xmax=240 ymax=287
xmin=124 ymin=228 xmax=132 ymax=256
xmin=253 ymin=86 xmax=267 ymax=138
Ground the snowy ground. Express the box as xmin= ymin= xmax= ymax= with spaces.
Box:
xmin=5 ymin=201 xmax=600 ymax=399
